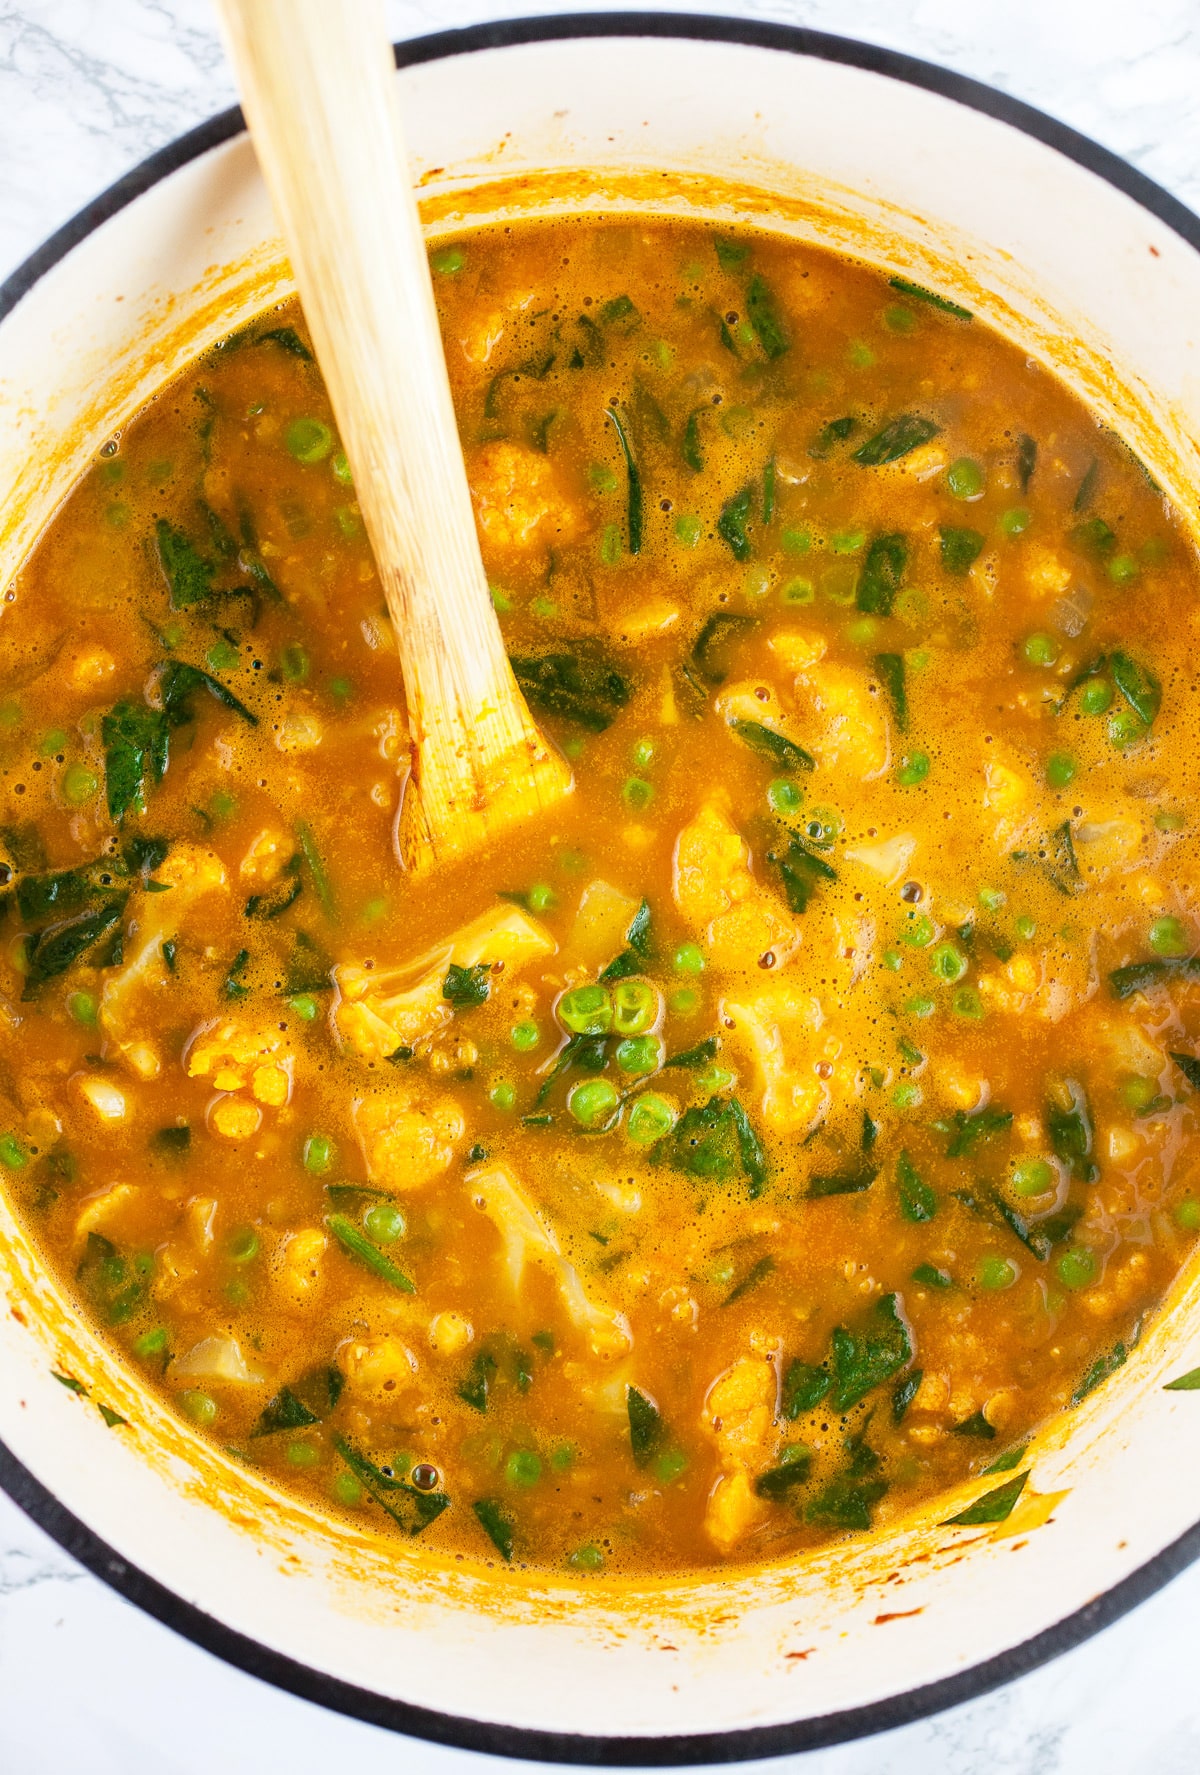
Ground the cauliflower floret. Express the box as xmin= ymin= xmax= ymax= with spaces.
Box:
xmin=468 ymin=1161 xmax=632 ymax=1357
xmin=721 ymin=985 xmax=825 ymax=1133
xmin=74 ymin=1182 xmax=135 ymax=1242
xmin=173 ymin=1331 xmax=264 ymax=1384
xmin=354 ymin=1089 xmax=465 ymax=1191
xmin=843 ymin=833 xmax=916 ymax=885
xmin=239 ymin=826 xmax=292 ymax=885
xmin=702 ymin=1355 xmax=777 ymax=1553
xmin=470 ymin=441 xmax=578 ymax=551
xmin=273 ymin=1227 xmax=327 ymax=1309
xmin=1024 ymin=545 xmax=1072 ymax=598
xmin=338 ymin=1333 xmax=419 ymax=1401
xmin=791 ymin=661 xmax=888 ymax=778
xmin=334 ymin=903 xmax=555 ymax=1062
xmin=100 ymin=844 xmax=228 ymax=1079
xmin=768 ymin=630 xmax=827 ymax=674
xmin=673 ymin=802 xmax=800 ymax=970
xmin=186 ymin=1020 xmax=293 ymax=1108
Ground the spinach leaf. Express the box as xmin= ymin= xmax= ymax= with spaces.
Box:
xmin=509 ymin=649 xmax=632 ymax=732
xmin=459 ymin=1349 xmax=498 ymax=1413
xmin=806 ymin=1437 xmax=887 ymax=1530
xmin=714 ymin=235 xmax=750 ymax=271
xmin=723 ymin=1254 xmax=774 ymax=1305
xmin=295 ymin=820 xmax=334 ymax=918
xmin=1110 ymin=650 xmax=1161 ymax=726
xmin=25 ymin=900 xmax=126 ymax=993
xmin=887 ymin=277 xmax=972 ymax=320
xmin=717 ymin=485 xmax=754 ymax=560
xmin=862 ymin=1110 xmax=878 ymax=1153
xmin=943 ymin=1471 xmax=1028 ymax=1526
xmin=102 ymin=702 xmax=170 ymax=822
xmin=334 ymin=1435 xmax=449 ymax=1535
xmin=857 ymin=533 xmax=907 ymax=615
xmin=1170 ymin=1051 xmax=1200 ymax=1090
xmin=1017 ymin=434 xmax=1037 ymax=491
xmin=892 ymin=1368 xmax=922 ymax=1424
xmin=729 ymin=719 xmax=814 ymax=772
xmin=897 ymin=1151 xmax=936 ymax=1222
xmin=627 ymin=1384 xmax=663 ymax=1466
xmin=159 ymin=661 xmax=257 ymax=728
xmin=1070 ymin=515 xmax=1115 ymax=557
xmin=150 ymin=1125 xmax=190 ymax=1157
xmin=782 ymin=1359 xmax=829 ymax=1419
xmin=1071 ymin=1337 xmax=1129 ymax=1405
xmin=829 ymin=1294 xmax=912 ymax=1412
xmin=662 ymin=1036 xmax=719 ymax=1070
xmin=944 ymin=1105 xmax=1012 ymax=1158
xmin=755 ymin=1446 xmax=812 ymax=1498
xmin=256 ymin=325 xmax=313 ymax=361
xmin=1046 ymin=1080 xmax=1097 ymax=1183
xmin=658 ymin=1094 xmax=767 ymax=1195
xmin=326 ymin=1214 xmax=414 ymax=1292
xmin=940 ymin=526 xmax=984 ymax=576
xmin=223 ymin=948 xmax=251 ymax=1000
xmin=1044 ymin=820 xmax=1082 ymax=897
xmin=443 ymin=962 xmax=490 ymax=1007
xmin=155 ymin=519 xmax=214 ymax=608
xmin=951 ymin=1409 xmax=996 ymax=1440
xmin=534 ymin=1032 xmax=608 ymax=1107
xmin=1109 ymin=957 xmax=1200 ymax=1000
xmin=807 ymin=1165 xmax=877 ymax=1199
xmin=746 ymin=274 xmax=789 ymax=359
xmin=691 ymin=612 xmax=755 ymax=684
xmin=1164 ymin=1365 xmax=1200 ymax=1391
xmin=762 ymin=459 xmax=776 ymax=525
xmin=76 ymin=1231 xmax=145 ymax=1326
xmin=283 ymin=930 xmax=333 ymax=995
xmin=775 ymin=837 xmax=836 ymax=914
xmin=984 ymin=1444 xmax=1029 ymax=1475
xmin=809 ymin=415 xmax=858 ymax=460
xmin=681 ymin=407 xmax=705 ymax=473
xmin=252 ymin=1386 xmax=321 ymax=1438
xmin=17 ymin=864 xmax=107 ymax=925
xmin=244 ymin=857 xmax=302 ymax=920
xmin=600 ymin=294 xmax=639 ymax=331
xmin=473 ymin=1497 xmax=514 ymax=1560
xmin=853 ymin=415 xmax=940 ymax=467
xmin=911 ymin=1263 xmax=952 ymax=1289
xmin=605 ymin=405 xmax=643 ymax=555
xmin=1073 ymin=458 xmax=1099 ymax=513
xmin=598 ymin=898 xmax=653 ymax=982
xmin=874 ymin=652 xmax=907 ymax=730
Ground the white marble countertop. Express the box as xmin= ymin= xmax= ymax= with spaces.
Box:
xmin=1 ymin=1 xmax=1199 ymax=1770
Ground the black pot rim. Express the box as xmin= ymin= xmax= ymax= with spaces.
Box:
xmin=2 ymin=12 xmax=1199 ymax=1764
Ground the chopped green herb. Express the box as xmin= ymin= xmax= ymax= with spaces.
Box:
xmin=897 ymin=1150 xmax=937 ymax=1222
xmin=443 ymin=963 xmax=491 ymax=1007
xmin=853 ymin=415 xmax=940 ymax=467
xmin=940 ymin=526 xmax=985 ymax=576
xmin=627 ymin=1384 xmax=664 ymax=1466
xmin=943 ymin=1471 xmax=1029 ymax=1526
xmin=887 ymin=277 xmax=972 ymax=320
xmin=509 ymin=649 xmax=632 ymax=732
xmin=874 ymin=652 xmax=907 ymax=730
xmin=829 ymin=1293 xmax=912 ymax=1412
xmin=729 ymin=719 xmax=814 ymax=772
xmin=857 ymin=533 xmax=908 ymax=615
xmin=717 ymin=485 xmax=754 ymax=561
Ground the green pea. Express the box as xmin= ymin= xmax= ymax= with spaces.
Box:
xmin=511 ymin=1020 xmax=540 ymax=1052
xmin=616 ymin=1035 xmax=661 ymax=1074
xmin=227 ymin=1227 xmax=259 ymax=1264
xmin=978 ymin=887 xmax=1005 ymax=912
xmin=882 ymin=949 xmax=903 ymax=972
xmin=287 ymin=1440 xmax=321 ymax=1468
xmin=805 ymin=806 xmax=841 ymax=845
xmin=1046 ymin=752 xmax=1077 ymax=790
xmin=179 ymin=1389 xmax=218 ymax=1427
xmin=897 ymin=751 xmax=930 ymax=786
xmin=559 ymin=984 xmax=612 ymax=1036
xmin=489 ymin=1080 xmax=516 ymax=1112
xmin=631 ymin=736 xmax=656 ymax=770
xmin=1015 ymin=915 xmax=1036 ymax=941
xmin=612 ymin=979 xmax=658 ymax=1036
xmin=1108 ymin=707 xmax=1147 ymax=749
xmin=365 ymin=1201 xmax=406 ymax=1244
xmin=1000 ymin=506 xmax=1031 ymax=537
xmin=781 ymin=575 xmax=815 ymax=605
xmin=744 ymin=565 xmax=772 ymax=599
xmin=210 ymin=789 xmax=237 ymax=819
xmin=1056 ymin=1247 xmax=1097 ymax=1290
xmin=947 ymin=457 xmax=985 ymax=499
xmin=695 ymin=1065 xmax=735 ymax=1094
xmin=328 ymin=675 xmax=353 ymax=706
xmin=331 ymin=450 xmax=353 ymax=485
xmin=781 ymin=526 xmax=811 ymax=556
xmin=505 ymin=1449 xmax=542 ymax=1488
xmin=845 ymin=617 xmax=880 ymax=647
xmin=674 ymin=514 xmax=702 ymax=548
xmin=134 ymin=1327 xmax=169 ymax=1361
xmin=303 ymin=1134 xmax=335 ymax=1174
xmin=1079 ymin=679 xmax=1112 ymax=715
xmin=206 ymin=639 xmax=240 ymax=673
xmin=567 ymin=1079 xmax=620 ymax=1129
xmin=768 ymin=777 xmax=804 ymax=817
xmin=527 ymin=882 xmax=555 ymax=912
xmin=668 ymin=987 xmax=699 ymax=1015
xmin=431 ymin=245 xmax=465 ymax=274
xmin=884 ymin=303 xmax=917 ymax=333
xmin=333 ymin=1472 xmax=363 ymax=1506
xmin=831 ymin=528 xmax=865 ymax=555
xmin=0 ymin=1133 xmax=25 ymax=1169
xmin=1149 ymin=916 xmax=1189 ymax=957
xmin=892 ymin=1082 xmax=921 ymax=1109
xmin=1175 ymin=1199 xmax=1200 ymax=1232
xmin=490 ymin=585 xmax=513 ymax=613
xmin=627 ymin=1093 xmax=676 ymax=1144
xmin=530 ymin=596 xmax=559 ymax=620
xmin=978 ymin=1256 xmax=1017 ymax=1291
xmin=1107 ymin=552 xmax=1139 ymax=584
xmin=39 ymin=728 xmax=68 ymax=756
xmin=1011 ymin=1158 xmax=1054 ymax=1196
xmin=67 ymin=991 xmax=98 ymax=1027
xmin=905 ymin=995 xmax=936 ymax=1018
xmin=600 ymin=524 xmax=623 ymax=565
xmin=1022 ymin=632 xmax=1058 ymax=667
xmin=62 ymin=762 xmax=98 ymax=806
xmin=900 ymin=914 xmax=935 ymax=948
xmin=622 ymin=776 xmax=654 ymax=812
xmin=653 ymin=1448 xmax=689 ymax=1483
xmin=285 ymin=417 xmax=334 ymax=464
xmin=930 ymin=942 xmax=967 ymax=983
xmin=1119 ymin=1074 xmax=1156 ymax=1112
xmin=281 ymin=642 xmax=310 ymax=685
xmin=952 ymin=987 xmax=985 ymax=1019
xmin=1157 ymin=810 xmax=1186 ymax=831
xmin=289 ymin=994 xmax=320 ymax=1022
xmin=673 ymin=943 xmax=704 ymax=975
xmin=568 ymin=1543 xmax=604 ymax=1571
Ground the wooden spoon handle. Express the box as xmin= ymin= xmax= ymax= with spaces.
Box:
xmin=214 ymin=0 xmax=568 ymax=865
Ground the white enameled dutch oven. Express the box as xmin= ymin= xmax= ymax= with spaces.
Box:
xmin=2 ymin=16 xmax=1200 ymax=1762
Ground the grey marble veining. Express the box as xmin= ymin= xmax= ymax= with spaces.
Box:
xmin=0 ymin=2 xmax=1199 ymax=1771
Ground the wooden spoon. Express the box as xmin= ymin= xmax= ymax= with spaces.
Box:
xmin=213 ymin=0 xmax=572 ymax=872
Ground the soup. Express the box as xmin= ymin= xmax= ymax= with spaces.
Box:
xmin=3 ymin=216 xmax=1199 ymax=1575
